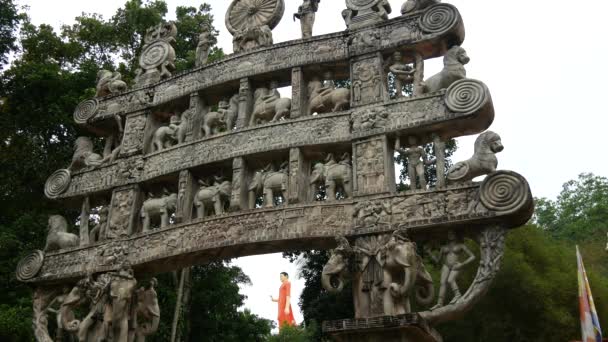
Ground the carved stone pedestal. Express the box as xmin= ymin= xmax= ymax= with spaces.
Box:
xmin=323 ymin=314 xmax=441 ymax=342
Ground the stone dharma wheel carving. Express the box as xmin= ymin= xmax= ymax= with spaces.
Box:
xmin=225 ymin=0 xmax=285 ymax=34
xmin=16 ymin=250 xmax=44 ymax=281
xmin=139 ymin=40 xmax=175 ymax=70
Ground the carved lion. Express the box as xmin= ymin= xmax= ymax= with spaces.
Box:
xmin=96 ymin=70 xmax=128 ymax=97
xmin=447 ymin=131 xmax=504 ymax=183
xmin=44 ymin=215 xmax=79 ymax=252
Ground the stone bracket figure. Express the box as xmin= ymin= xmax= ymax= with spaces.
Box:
xmin=44 ymin=215 xmax=79 ymax=252
xmin=140 ymin=189 xmax=177 ymax=232
xmin=387 ymin=51 xmax=416 ymax=98
xmin=425 ymin=230 xmax=475 ymax=309
xmin=310 ymin=153 xmax=352 ymax=200
xmin=395 ymin=136 xmax=434 ymax=190
xmin=293 ymin=0 xmax=320 ymax=38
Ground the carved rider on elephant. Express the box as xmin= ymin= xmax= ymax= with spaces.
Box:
xmin=310 ymin=153 xmax=352 ymax=200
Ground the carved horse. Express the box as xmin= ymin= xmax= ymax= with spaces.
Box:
xmin=249 ymin=87 xmax=292 ymax=126
xmin=447 ymin=131 xmax=504 ymax=183
xmin=308 ymin=77 xmax=350 ymax=114
xmin=422 ymin=45 xmax=470 ymax=93
xmin=248 ymin=167 xmax=288 ymax=208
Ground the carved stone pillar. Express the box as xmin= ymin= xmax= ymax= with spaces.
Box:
xmin=291 ymin=67 xmax=308 ymax=119
xmin=120 ymin=111 xmax=148 ymax=158
xmin=80 ymin=197 xmax=90 ymax=246
xmin=107 ymin=185 xmax=142 ymax=239
xmin=236 ymin=78 xmax=253 ymax=129
xmin=230 ymin=157 xmax=248 ymax=211
xmin=353 ymin=135 xmax=396 ymax=196
xmin=413 ymin=52 xmax=425 ymax=96
xmin=351 ymin=53 xmax=386 ymax=107
xmin=433 ymin=135 xmax=446 ymax=189
xmin=288 ymin=147 xmax=309 ymax=204
xmin=176 ymin=170 xmax=197 ymax=223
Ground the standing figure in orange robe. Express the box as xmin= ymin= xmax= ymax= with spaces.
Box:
xmin=270 ymin=272 xmax=296 ymax=330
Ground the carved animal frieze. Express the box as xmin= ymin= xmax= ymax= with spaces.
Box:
xmin=194 ymin=178 xmax=232 ymax=218
xmin=250 ymin=82 xmax=292 ymax=126
xmin=249 ymin=164 xmax=289 ymax=208
xmin=141 ymin=190 xmax=177 ymax=232
xmin=308 ymin=74 xmax=350 ymax=115
xmin=310 ymin=153 xmax=353 ymax=201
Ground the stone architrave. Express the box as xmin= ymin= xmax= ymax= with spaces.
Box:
xmin=107 ymin=185 xmax=142 ymax=239
xmin=351 ymin=53 xmax=386 ymax=107
xmin=353 ymin=135 xmax=395 ymax=195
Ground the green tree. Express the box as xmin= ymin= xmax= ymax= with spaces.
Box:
xmin=0 ymin=0 xmax=21 ymax=67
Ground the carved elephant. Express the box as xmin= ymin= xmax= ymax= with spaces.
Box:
xmin=310 ymin=160 xmax=352 ymax=200
xmin=382 ymin=237 xmax=435 ymax=315
xmin=248 ymin=169 xmax=288 ymax=208
xmin=151 ymin=125 xmax=177 ymax=152
xmin=140 ymin=192 xmax=177 ymax=232
xmin=194 ymin=180 xmax=232 ymax=218
xmin=202 ymin=110 xmax=227 ymax=137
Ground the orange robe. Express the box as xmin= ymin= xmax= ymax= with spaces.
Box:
xmin=278 ymin=281 xmax=295 ymax=329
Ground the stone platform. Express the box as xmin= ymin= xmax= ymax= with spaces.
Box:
xmin=323 ymin=314 xmax=442 ymax=342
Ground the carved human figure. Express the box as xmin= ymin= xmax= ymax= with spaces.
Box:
xmin=381 ymin=230 xmax=434 ymax=314
xmin=426 ymin=230 xmax=475 ymax=309
xmin=223 ymin=94 xmax=240 ymax=130
xmin=44 ymin=215 xmax=79 ymax=252
xmin=293 ymin=0 xmax=320 ymax=38
xmin=389 ymin=51 xmax=415 ymax=98
xmin=89 ymin=206 xmax=109 ymax=243
xmin=421 ymin=45 xmax=470 ymax=93
xmin=395 ymin=136 xmax=434 ymax=190
xmin=447 ymin=131 xmax=503 ymax=183
xmin=46 ymin=286 xmax=73 ymax=342
xmin=248 ymin=163 xmax=288 ymax=208
xmin=109 ymin=264 xmax=138 ymax=342
xmin=250 ymin=81 xmax=292 ymax=126
xmin=310 ymin=153 xmax=352 ymax=200
xmin=195 ymin=26 xmax=212 ymax=67
xmin=131 ymin=278 xmax=160 ymax=342
xmin=140 ymin=190 xmax=178 ymax=232
xmin=308 ymin=73 xmax=350 ymax=115
xmin=96 ymin=70 xmax=128 ymax=97
xmin=194 ymin=177 xmax=232 ymax=218
xmin=343 ymin=0 xmax=391 ymax=28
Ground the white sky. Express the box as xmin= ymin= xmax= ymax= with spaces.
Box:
xmin=20 ymin=0 xmax=608 ymax=329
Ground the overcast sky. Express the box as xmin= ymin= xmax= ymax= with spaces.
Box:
xmin=20 ymin=0 xmax=608 ymax=329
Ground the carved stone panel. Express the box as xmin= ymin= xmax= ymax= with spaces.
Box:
xmin=288 ymin=147 xmax=309 ymax=204
xmin=353 ymin=136 xmax=395 ymax=196
xmin=351 ymin=53 xmax=386 ymax=107
xmin=231 ymin=157 xmax=247 ymax=211
xmin=107 ymin=185 xmax=142 ymax=239
xmin=120 ymin=112 xmax=148 ymax=157
xmin=236 ymin=78 xmax=253 ymax=129
xmin=176 ymin=170 xmax=196 ymax=223
xmin=291 ymin=67 xmax=307 ymax=119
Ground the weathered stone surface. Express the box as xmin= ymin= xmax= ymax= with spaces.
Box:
xmin=27 ymin=171 xmax=531 ymax=283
